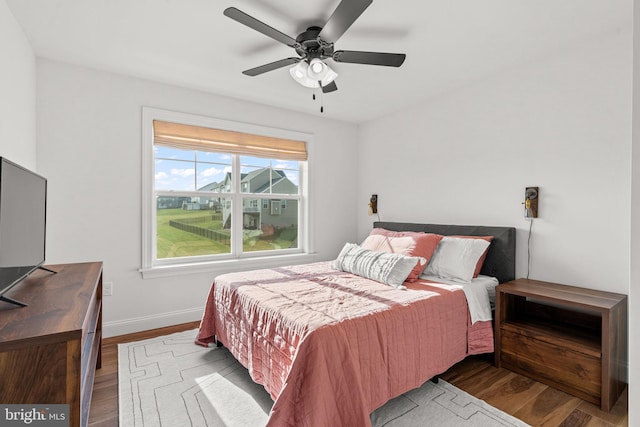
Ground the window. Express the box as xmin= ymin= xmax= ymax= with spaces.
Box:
xmin=141 ymin=108 xmax=312 ymax=275
xmin=271 ymin=199 xmax=281 ymax=216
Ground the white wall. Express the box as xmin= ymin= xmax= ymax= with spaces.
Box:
xmin=358 ymin=29 xmax=632 ymax=294
xmin=629 ymin=1 xmax=640 ymax=424
xmin=0 ymin=0 xmax=36 ymax=169
xmin=36 ymin=59 xmax=358 ymax=337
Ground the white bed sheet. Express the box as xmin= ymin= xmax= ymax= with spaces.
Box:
xmin=418 ymin=274 xmax=498 ymax=323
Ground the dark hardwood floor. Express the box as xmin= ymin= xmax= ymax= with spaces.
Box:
xmin=88 ymin=322 xmax=628 ymax=427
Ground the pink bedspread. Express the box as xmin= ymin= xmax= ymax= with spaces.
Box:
xmin=196 ymin=261 xmax=493 ymax=427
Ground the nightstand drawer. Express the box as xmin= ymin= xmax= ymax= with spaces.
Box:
xmin=501 ymin=329 xmax=601 ymax=403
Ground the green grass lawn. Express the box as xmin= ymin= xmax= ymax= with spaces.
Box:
xmin=157 ymin=209 xmax=229 ymax=258
xmin=157 ymin=208 xmax=297 ymax=258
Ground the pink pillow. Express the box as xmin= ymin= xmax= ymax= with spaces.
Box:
xmin=361 ymin=228 xmax=443 ymax=281
xmin=452 ymin=235 xmax=494 ymax=277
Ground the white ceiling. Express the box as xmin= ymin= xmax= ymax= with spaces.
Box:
xmin=7 ymin=0 xmax=631 ymax=124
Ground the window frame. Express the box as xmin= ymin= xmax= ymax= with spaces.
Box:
xmin=140 ymin=107 xmax=315 ymax=278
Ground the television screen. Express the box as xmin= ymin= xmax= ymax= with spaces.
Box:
xmin=0 ymin=157 xmax=47 ymax=305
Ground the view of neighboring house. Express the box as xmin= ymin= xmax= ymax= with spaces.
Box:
xmin=206 ymin=167 xmax=298 ymax=231
xmin=156 ymin=167 xmax=298 ymax=233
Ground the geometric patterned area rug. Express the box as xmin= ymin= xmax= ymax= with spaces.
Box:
xmin=118 ymin=329 xmax=530 ymax=427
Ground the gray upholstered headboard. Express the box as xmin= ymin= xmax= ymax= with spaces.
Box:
xmin=373 ymin=222 xmax=516 ymax=284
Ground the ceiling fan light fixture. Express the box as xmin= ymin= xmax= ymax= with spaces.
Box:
xmin=289 ymin=58 xmax=338 ymax=89
xmin=307 ymin=58 xmax=328 ymax=80
xmin=289 ymin=61 xmax=318 ymax=88
xmin=289 ymin=59 xmax=338 ymax=89
xmin=320 ymin=67 xmax=338 ymax=86
xmin=290 ymin=61 xmax=307 ymax=80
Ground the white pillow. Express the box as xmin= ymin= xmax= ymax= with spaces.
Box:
xmin=333 ymin=243 xmax=419 ymax=288
xmin=422 ymin=237 xmax=491 ymax=283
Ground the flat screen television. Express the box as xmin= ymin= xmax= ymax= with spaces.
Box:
xmin=0 ymin=157 xmax=48 ymax=307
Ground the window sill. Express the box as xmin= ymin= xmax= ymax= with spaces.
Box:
xmin=139 ymin=252 xmax=320 ymax=279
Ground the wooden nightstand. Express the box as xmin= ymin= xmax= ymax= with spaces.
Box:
xmin=494 ymin=278 xmax=627 ymax=412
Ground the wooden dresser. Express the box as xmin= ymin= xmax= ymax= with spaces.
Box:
xmin=494 ymin=278 xmax=627 ymax=411
xmin=0 ymin=262 xmax=103 ymax=427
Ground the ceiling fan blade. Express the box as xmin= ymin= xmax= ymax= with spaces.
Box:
xmin=319 ymin=0 xmax=372 ymax=43
xmin=224 ymin=7 xmax=298 ymax=48
xmin=333 ymin=50 xmax=406 ymax=67
xmin=321 ymin=81 xmax=338 ymax=93
xmin=243 ymin=58 xmax=300 ymax=76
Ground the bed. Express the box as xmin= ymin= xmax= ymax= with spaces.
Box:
xmin=196 ymin=221 xmax=516 ymax=427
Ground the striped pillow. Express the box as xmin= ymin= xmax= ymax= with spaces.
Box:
xmin=333 ymin=243 xmax=420 ymax=288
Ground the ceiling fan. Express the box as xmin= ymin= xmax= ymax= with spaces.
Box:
xmin=224 ymin=0 xmax=406 ymax=94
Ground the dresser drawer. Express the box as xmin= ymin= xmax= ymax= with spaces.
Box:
xmin=500 ymin=329 xmax=601 ymax=404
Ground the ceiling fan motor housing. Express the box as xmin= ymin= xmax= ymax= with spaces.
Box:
xmin=295 ymin=26 xmax=333 ymax=60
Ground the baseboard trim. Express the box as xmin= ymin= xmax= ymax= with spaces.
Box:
xmin=103 ymin=307 xmax=203 ymax=338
